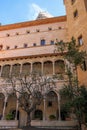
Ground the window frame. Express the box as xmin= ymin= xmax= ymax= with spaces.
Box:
xmin=40 ymin=39 xmax=46 ymax=46
xmin=73 ymin=9 xmax=78 ymax=18
xmin=78 ymin=35 xmax=83 ymax=46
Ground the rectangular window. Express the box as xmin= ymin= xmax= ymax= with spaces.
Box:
xmin=48 ymin=101 xmax=52 ymax=107
xmin=50 ymin=40 xmax=54 ymax=45
xmin=84 ymin=0 xmax=87 ymax=11
xmin=48 ymin=27 xmax=52 ymax=31
xmin=6 ymin=46 xmax=10 ymax=50
xmin=71 ymin=0 xmax=76 ymax=5
xmin=33 ymin=43 xmax=36 ymax=46
xmin=24 ymin=43 xmax=28 ymax=48
xmin=82 ymin=61 xmax=87 ymax=71
xmin=14 ymin=45 xmax=18 ymax=49
xmin=73 ymin=10 xmax=78 ymax=18
xmin=78 ymin=35 xmax=83 ymax=46
xmin=36 ymin=29 xmax=40 ymax=32
xmin=41 ymin=39 xmax=45 ymax=46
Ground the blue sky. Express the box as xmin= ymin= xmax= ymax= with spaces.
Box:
xmin=0 ymin=0 xmax=66 ymax=25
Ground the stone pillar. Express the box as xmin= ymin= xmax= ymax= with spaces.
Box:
xmin=9 ymin=65 xmax=12 ymax=76
xmin=0 ymin=66 xmax=3 ymax=77
xmin=20 ymin=64 xmax=22 ymax=74
xmin=2 ymin=96 xmax=8 ymax=120
xmin=15 ymin=99 xmax=19 ymax=120
xmin=42 ymin=62 xmax=44 ymax=75
xmin=43 ymin=96 xmax=46 ymax=121
xmin=58 ymin=93 xmax=61 ymax=121
xmin=53 ymin=61 xmax=55 ymax=75
xmin=31 ymin=63 xmax=33 ymax=73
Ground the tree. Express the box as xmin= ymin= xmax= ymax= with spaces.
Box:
xmin=56 ymin=37 xmax=87 ymax=130
xmin=5 ymin=73 xmax=55 ymax=126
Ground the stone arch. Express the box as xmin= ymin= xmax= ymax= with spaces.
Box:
xmin=46 ymin=91 xmax=58 ymax=120
xmin=12 ymin=63 xmax=21 ymax=77
xmin=0 ymin=93 xmax=5 ymax=119
xmin=55 ymin=60 xmax=65 ymax=74
xmin=33 ymin=62 xmax=41 ymax=74
xmin=10 ymin=109 xmax=20 ymax=120
xmin=34 ymin=109 xmax=43 ymax=120
xmin=1 ymin=64 xmax=10 ymax=78
xmin=6 ymin=94 xmax=17 ymax=115
xmin=22 ymin=62 xmax=31 ymax=76
xmin=44 ymin=61 xmax=53 ymax=75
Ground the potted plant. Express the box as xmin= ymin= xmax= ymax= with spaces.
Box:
xmin=49 ymin=114 xmax=56 ymax=120
xmin=6 ymin=113 xmax=14 ymax=120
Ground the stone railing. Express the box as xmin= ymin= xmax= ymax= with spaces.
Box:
xmin=31 ymin=120 xmax=78 ymax=128
xmin=0 ymin=120 xmax=18 ymax=129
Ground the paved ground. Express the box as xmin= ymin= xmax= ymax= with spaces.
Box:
xmin=0 ymin=126 xmax=78 ymax=130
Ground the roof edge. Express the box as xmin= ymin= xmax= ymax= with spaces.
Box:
xmin=0 ymin=15 xmax=67 ymax=31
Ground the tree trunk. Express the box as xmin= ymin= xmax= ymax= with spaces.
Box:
xmin=26 ymin=112 xmax=31 ymax=126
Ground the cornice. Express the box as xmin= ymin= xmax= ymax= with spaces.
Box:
xmin=0 ymin=52 xmax=66 ymax=62
xmin=0 ymin=16 xmax=66 ymax=31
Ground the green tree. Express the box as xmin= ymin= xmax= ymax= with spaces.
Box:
xmin=56 ymin=37 xmax=87 ymax=130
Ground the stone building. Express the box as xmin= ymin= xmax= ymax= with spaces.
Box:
xmin=0 ymin=0 xmax=87 ymax=128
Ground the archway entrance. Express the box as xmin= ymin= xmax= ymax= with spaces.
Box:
xmin=10 ymin=110 xmax=20 ymax=120
xmin=34 ymin=110 xmax=43 ymax=120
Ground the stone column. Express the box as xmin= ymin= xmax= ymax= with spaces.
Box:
xmin=31 ymin=63 xmax=33 ymax=73
xmin=43 ymin=96 xmax=46 ymax=121
xmin=53 ymin=61 xmax=55 ymax=75
xmin=2 ymin=96 xmax=8 ymax=120
xmin=42 ymin=62 xmax=44 ymax=75
xmin=0 ymin=66 xmax=3 ymax=77
xmin=9 ymin=65 xmax=12 ymax=76
xmin=20 ymin=64 xmax=22 ymax=74
xmin=15 ymin=99 xmax=19 ymax=120
xmin=58 ymin=93 xmax=61 ymax=121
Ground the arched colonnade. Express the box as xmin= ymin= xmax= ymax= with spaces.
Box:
xmin=0 ymin=60 xmax=65 ymax=77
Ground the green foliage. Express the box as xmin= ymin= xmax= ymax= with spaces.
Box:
xmin=56 ymin=37 xmax=86 ymax=129
xmin=60 ymin=102 xmax=72 ymax=120
xmin=49 ymin=114 xmax=56 ymax=120
xmin=65 ymin=37 xmax=86 ymax=66
xmin=6 ymin=113 xmax=14 ymax=120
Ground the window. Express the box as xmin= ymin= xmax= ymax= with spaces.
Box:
xmin=24 ymin=43 xmax=28 ymax=48
xmin=50 ymin=40 xmax=54 ymax=45
xmin=36 ymin=29 xmax=40 ymax=32
xmin=33 ymin=43 xmax=37 ymax=46
xmin=40 ymin=39 xmax=45 ymax=46
xmin=73 ymin=10 xmax=78 ymax=18
xmin=0 ymin=45 xmax=3 ymax=50
xmin=48 ymin=27 xmax=52 ymax=31
xmin=48 ymin=101 xmax=52 ymax=107
xmin=83 ymin=61 xmax=87 ymax=71
xmin=16 ymin=32 xmax=19 ymax=35
xmin=78 ymin=35 xmax=83 ymax=46
xmin=84 ymin=0 xmax=87 ymax=11
xmin=59 ymin=27 xmax=62 ymax=29
xmin=6 ymin=46 xmax=10 ymax=50
xmin=14 ymin=45 xmax=18 ymax=49
xmin=6 ymin=34 xmax=10 ymax=37
xmin=26 ymin=30 xmax=30 ymax=34
xmin=71 ymin=0 xmax=76 ymax=5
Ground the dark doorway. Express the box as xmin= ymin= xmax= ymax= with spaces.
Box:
xmin=34 ymin=110 xmax=43 ymax=120
xmin=11 ymin=110 xmax=20 ymax=120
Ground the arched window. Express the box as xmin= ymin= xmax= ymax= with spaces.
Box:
xmin=1 ymin=65 xmax=10 ymax=77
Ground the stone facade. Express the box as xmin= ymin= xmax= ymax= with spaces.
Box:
xmin=0 ymin=0 xmax=87 ymax=127
xmin=64 ymin=0 xmax=87 ymax=86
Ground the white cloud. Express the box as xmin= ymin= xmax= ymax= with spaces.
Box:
xmin=28 ymin=3 xmax=46 ymax=20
